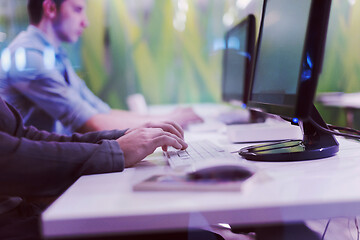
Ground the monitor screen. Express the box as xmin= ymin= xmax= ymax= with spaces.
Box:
xmin=222 ymin=15 xmax=255 ymax=105
xmin=251 ymin=1 xmax=310 ymax=106
xmin=248 ymin=0 xmax=331 ymax=120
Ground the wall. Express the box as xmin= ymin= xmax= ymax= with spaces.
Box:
xmin=81 ymin=0 xmax=262 ymax=108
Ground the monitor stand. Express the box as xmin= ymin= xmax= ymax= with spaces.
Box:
xmin=239 ymin=105 xmax=339 ymax=162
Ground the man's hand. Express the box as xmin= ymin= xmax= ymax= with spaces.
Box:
xmin=117 ymin=121 xmax=188 ymax=168
xmin=126 ymin=121 xmax=185 ymax=140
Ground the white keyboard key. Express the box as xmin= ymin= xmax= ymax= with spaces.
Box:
xmin=164 ymin=140 xmax=236 ymax=170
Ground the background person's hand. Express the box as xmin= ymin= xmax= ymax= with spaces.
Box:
xmin=168 ymin=107 xmax=203 ymax=128
xmin=117 ymin=125 xmax=188 ymax=168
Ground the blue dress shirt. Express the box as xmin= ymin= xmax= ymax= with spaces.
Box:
xmin=0 ymin=25 xmax=111 ymax=135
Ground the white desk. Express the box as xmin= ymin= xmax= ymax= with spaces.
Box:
xmin=41 ymin=122 xmax=360 ymax=239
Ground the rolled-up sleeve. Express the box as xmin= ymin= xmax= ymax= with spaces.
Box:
xmin=0 ymin=100 xmax=126 ymax=198
xmin=0 ymin=131 xmax=124 ymax=198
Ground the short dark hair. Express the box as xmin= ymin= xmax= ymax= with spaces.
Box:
xmin=27 ymin=0 xmax=66 ymax=25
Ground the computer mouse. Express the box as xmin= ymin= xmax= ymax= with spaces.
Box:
xmin=187 ymin=164 xmax=254 ymax=182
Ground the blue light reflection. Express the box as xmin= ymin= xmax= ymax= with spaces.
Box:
xmin=15 ymin=47 xmax=26 ymax=71
xmin=301 ymin=53 xmax=313 ymax=81
xmin=44 ymin=47 xmax=56 ymax=70
xmin=228 ymin=36 xmax=240 ymax=50
xmin=1 ymin=48 xmax=11 ymax=72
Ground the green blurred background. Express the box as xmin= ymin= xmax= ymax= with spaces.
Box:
xmin=0 ymin=0 xmax=359 ymax=128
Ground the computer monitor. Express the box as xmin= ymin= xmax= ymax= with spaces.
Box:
xmin=239 ymin=0 xmax=339 ymax=161
xmin=220 ymin=15 xmax=266 ymax=124
xmin=222 ymin=14 xmax=255 ymax=106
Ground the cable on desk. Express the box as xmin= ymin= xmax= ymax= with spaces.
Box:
xmin=321 ymin=219 xmax=331 ymax=240
xmin=355 ymin=217 xmax=360 ymax=240
xmin=327 ymin=124 xmax=360 ymax=135
xmin=309 ymin=118 xmax=360 ymax=140
xmin=283 ymin=115 xmax=360 ymax=139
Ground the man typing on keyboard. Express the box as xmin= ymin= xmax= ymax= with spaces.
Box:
xmin=0 ymin=96 xmax=193 ymax=239
xmin=120 ymin=121 xmax=188 ymax=167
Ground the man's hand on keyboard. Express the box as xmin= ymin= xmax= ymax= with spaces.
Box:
xmin=128 ymin=121 xmax=184 ymax=139
xmin=118 ymin=121 xmax=188 ymax=168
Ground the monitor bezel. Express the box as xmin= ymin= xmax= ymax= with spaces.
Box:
xmin=221 ymin=14 xmax=256 ymax=104
xmin=246 ymin=0 xmax=332 ymax=120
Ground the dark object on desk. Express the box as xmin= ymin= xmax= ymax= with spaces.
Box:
xmin=187 ymin=164 xmax=254 ymax=181
xmin=133 ymin=165 xmax=252 ymax=192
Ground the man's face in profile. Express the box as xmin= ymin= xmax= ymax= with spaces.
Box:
xmin=52 ymin=0 xmax=89 ymax=43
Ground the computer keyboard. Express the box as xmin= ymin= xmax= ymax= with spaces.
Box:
xmin=164 ymin=140 xmax=237 ymax=170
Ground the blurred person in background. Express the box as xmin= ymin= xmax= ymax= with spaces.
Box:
xmin=0 ymin=0 xmax=202 ymax=136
